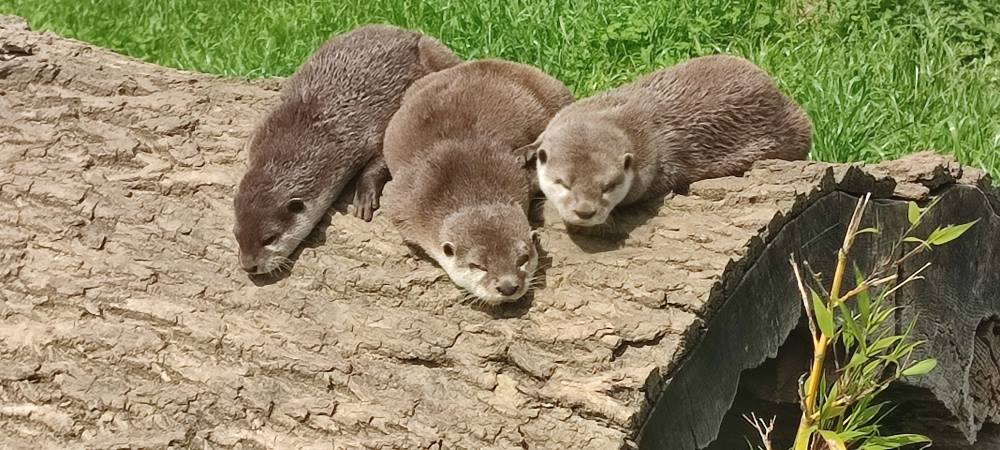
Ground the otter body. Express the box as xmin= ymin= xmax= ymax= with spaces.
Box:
xmin=234 ymin=25 xmax=460 ymax=275
xmin=383 ymin=59 xmax=573 ymax=304
xmin=528 ymin=54 xmax=811 ymax=227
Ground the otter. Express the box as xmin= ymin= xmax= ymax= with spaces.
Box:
xmin=382 ymin=59 xmax=573 ymax=304
xmin=233 ymin=25 xmax=460 ymax=275
xmin=518 ymin=54 xmax=811 ymax=227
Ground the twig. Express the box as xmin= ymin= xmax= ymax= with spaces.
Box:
xmin=880 ymin=262 xmax=931 ymax=299
xmin=838 ymin=273 xmax=897 ymax=305
xmin=744 ymin=413 xmax=775 ymax=450
xmin=791 ymin=254 xmax=818 ymax=345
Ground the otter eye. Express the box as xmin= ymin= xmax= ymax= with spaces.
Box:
xmin=516 ymin=254 xmax=529 ymax=267
xmin=287 ymin=198 xmax=305 ymax=214
xmin=554 ymin=178 xmax=569 ymax=189
xmin=262 ymin=235 xmax=277 ymax=246
xmin=602 ymin=181 xmax=619 ymax=193
xmin=468 ymin=263 xmax=486 ymax=272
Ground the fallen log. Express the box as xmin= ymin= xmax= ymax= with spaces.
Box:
xmin=1 ymin=16 xmax=997 ymax=449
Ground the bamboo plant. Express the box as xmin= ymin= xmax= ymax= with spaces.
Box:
xmin=750 ymin=193 xmax=978 ymax=450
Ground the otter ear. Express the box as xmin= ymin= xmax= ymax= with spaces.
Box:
xmin=513 ymin=136 xmax=543 ymax=168
xmin=286 ymin=198 xmax=306 ymax=214
xmin=442 ymin=242 xmax=455 ymax=258
xmin=623 ymin=153 xmax=634 ymax=172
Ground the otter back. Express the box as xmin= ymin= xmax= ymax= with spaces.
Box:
xmin=619 ymin=54 xmax=811 ymax=197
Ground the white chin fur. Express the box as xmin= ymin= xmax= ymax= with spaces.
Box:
xmin=536 ymin=164 xmax=576 ymax=223
xmin=251 ymin=197 xmax=327 ymax=274
xmin=433 ymin=249 xmax=538 ymax=304
xmin=562 ymin=214 xmax=610 ymax=228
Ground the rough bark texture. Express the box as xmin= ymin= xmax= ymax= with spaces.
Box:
xmin=1 ymin=17 xmax=998 ymax=449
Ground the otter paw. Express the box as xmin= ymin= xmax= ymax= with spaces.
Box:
xmin=353 ymin=184 xmax=382 ymax=222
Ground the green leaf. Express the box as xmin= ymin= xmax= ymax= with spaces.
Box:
xmin=852 ymin=402 xmax=885 ymax=426
xmin=813 ymin=290 xmax=835 ymax=338
xmin=846 ymin=351 xmax=869 ymax=370
xmin=871 ymin=305 xmax=899 ymax=326
xmin=926 ymin=219 xmax=979 ymax=246
xmin=818 ymin=430 xmax=848 ymax=450
xmin=838 ymin=302 xmax=861 ymax=350
xmin=902 ymin=236 xmax=930 ymax=250
xmin=902 ymin=358 xmax=937 ymax=376
xmin=820 ymin=402 xmax=847 ymax=422
xmin=864 ymin=433 xmax=931 ymax=449
xmin=869 ymin=335 xmax=904 ymax=355
xmin=836 ymin=430 xmax=867 ymax=441
xmin=853 ymin=265 xmax=871 ymax=328
xmin=856 ymin=227 xmax=880 ymax=235
xmin=907 ymin=201 xmax=920 ymax=225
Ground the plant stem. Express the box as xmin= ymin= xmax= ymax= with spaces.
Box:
xmin=793 ymin=195 xmax=868 ymax=450
xmin=793 ymin=420 xmax=813 ymax=450
xmin=793 ymin=248 xmax=847 ymax=450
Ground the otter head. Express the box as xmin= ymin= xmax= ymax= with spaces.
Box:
xmin=434 ymin=204 xmax=539 ymax=305
xmin=233 ymin=102 xmax=330 ymax=275
xmin=233 ymin=166 xmax=323 ymax=275
xmin=529 ymin=119 xmax=635 ymax=227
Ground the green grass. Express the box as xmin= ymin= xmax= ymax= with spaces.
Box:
xmin=3 ymin=0 xmax=998 ymax=175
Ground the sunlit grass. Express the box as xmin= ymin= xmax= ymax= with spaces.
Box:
xmin=2 ymin=0 xmax=997 ymax=175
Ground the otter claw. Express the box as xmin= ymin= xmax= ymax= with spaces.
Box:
xmin=353 ymin=175 xmax=387 ymax=222
xmin=353 ymin=189 xmax=377 ymax=222
xmin=352 ymin=155 xmax=390 ymax=222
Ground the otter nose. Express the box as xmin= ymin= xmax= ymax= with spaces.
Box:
xmin=497 ymin=281 xmax=520 ymax=297
xmin=239 ymin=254 xmax=257 ymax=273
xmin=574 ymin=207 xmax=597 ymax=220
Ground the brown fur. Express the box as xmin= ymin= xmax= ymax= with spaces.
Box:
xmin=233 ymin=25 xmax=460 ymax=274
xmin=528 ymin=54 xmax=811 ymax=226
xmin=383 ymin=59 xmax=573 ymax=303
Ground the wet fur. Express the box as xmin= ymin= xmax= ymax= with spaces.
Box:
xmin=533 ymin=54 xmax=812 ymax=226
xmin=383 ymin=59 xmax=573 ymax=303
xmin=233 ymin=25 xmax=460 ymax=274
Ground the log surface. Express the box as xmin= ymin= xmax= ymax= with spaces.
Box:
xmin=2 ymin=17 xmax=998 ymax=449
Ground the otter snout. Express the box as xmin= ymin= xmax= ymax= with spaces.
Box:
xmin=496 ymin=277 xmax=523 ymax=297
xmin=572 ymin=202 xmax=598 ymax=220
xmin=239 ymin=252 xmax=262 ymax=274
xmin=561 ymin=194 xmax=610 ymax=227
